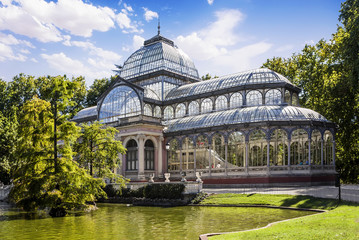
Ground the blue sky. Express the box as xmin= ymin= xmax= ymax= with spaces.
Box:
xmin=0 ymin=0 xmax=342 ymax=86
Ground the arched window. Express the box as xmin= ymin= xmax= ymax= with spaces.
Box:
xmin=163 ymin=106 xmax=174 ymax=120
xmin=126 ymin=139 xmax=138 ymax=170
xmin=323 ymin=130 xmax=334 ymax=165
xmin=230 ymin=92 xmax=243 ymax=108
xmin=168 ymin=139 xmax=180 ymax=171
xmin=284 ymin=90 xmax=291 ymax=104
xmin=196 ymin=135 xmax=209 ymax=169
xmin=228 ymin=132 xmax=245 ymax=168
xmin=249 ymin=130 xmax=266 ymax=166
xmin=145 ymin=140 xmax=154 ymax=170
xmin=144 ymin=104 xmax=152 ymax=116
xmin=246 ymin=90 xmax=262 ymax=106
xmin=265 ymin=89 xmax=282 ymax=105
xmin=212 ymin=134 xmax=225 ymax=168
xmin=201 ymin=98 xmax=213 ymax=113
xmin=215 ymin=96 xmax=227 ymax=111
xmin=292 ymin=93 xmax=299 ymax=106
xmin=290 ymin=129 xmax=308 ymax=165
xmin=99 ymin=85 xmax=141 ymax=123
xmin=175 ymin=103 xmax=186 ymax=118
xmin=188 ymin=101 xmax=199 ymax=116
xmin=269 ymin=129 xmax=288 ymax=166
xmin=311 ymin=130 xmax=321 ymax=165
xmin=154 ymin=106 xmax=161 ymax=118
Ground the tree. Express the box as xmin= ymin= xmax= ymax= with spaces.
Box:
xmin=9 ymin=97 xmax=105 ymax=214
xmin=86 ymin=77 xmax=117 ymax=107
xmin=75 ymin=121 xmax=127 ymax=185
xmin=262 ymin=0 xmax=359 ymax=182
xmin=201 ymin=73 xmax=218 ymax=81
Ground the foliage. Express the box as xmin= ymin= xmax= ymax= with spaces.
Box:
xmin=103 ymin=184 xmax=118 ymax=198
xmin=143 ymin=184 xmax=185 ymax=199
xmin=86 ymin=77 xmax=117 ymax=107
xmin=262 ymin=0 xmax=359 ymax=183
xmin=201 ymin=73 xmax=218 ymax=80
xmin=191 ymin=192 xmax=209 ymax=204
xmin=75 ymin=121 xmax=127 ymax=185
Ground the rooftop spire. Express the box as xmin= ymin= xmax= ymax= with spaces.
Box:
xmin=157 ymin=18 xmax=160 ymax=35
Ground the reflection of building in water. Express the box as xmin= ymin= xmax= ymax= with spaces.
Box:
xmin=73 ymin=31 xmax=336 ymax=186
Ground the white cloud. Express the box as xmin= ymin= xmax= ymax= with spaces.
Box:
xmin=143 ymin=7 xmax=158 ymax=22
xmin=0 ymin=42 xmax=27 ymax=62
xmin=275 ymin=44 xmax=294 ymax=52
xmin=207 ymin=0 xmax=214 ymax=5
xmin=176 ymin=9 xmax=272 ymax=76
xmin=132 ymin=35 xmax=145 ymax=50
xmin=124 ymin=3 xmax=133 ymax=13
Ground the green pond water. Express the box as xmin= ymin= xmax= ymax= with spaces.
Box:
xmin=0 ymin=202 xmax=314 ymax=240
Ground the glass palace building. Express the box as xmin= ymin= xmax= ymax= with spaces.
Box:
xmin=73 ymin=33 xmax=337 ymax=186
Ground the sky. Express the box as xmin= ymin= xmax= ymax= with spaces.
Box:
xmin=0 ymin=0 xmax=342 ymax=86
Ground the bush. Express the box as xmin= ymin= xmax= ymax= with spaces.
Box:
xmin=103 ymin=184 xmax=118 ymax=198
xmin=144 ymin=184 xmax=185 ymax=199
xmin=191 ymin=192 xmax=208 ymax=204
xmin=119 ymin=187 xmax=145 ymax=198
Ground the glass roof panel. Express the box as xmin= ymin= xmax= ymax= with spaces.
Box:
xmin=72 ymin=106 xmax=97 ymax=120
xmin=164 ymin=106 xmax=329 ymax=133
xmin=166 ymin=68 xmax=296 ymax=101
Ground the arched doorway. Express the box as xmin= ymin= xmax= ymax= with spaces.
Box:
xmin=126 ymin=139 xmax=138 ymax=170
xmin=145 ymin=140 xmax=155 ymax=170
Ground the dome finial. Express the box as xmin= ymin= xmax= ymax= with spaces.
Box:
xmin=157 ymin=18 xmax=160 ymax=35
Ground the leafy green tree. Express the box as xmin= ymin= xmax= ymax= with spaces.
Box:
xmin=75 ymin=121 xmax=127 ymax=185
xmin=201 ymin=73 xmax=219 ymax=81
xmin=9 ymin=97 xmax=105 ymax=213
xmin=86 ymin=77 xmax=117 ymax=107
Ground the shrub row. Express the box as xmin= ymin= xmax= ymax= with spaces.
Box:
xmin=103 ymin=183 xmax=186 ymax=200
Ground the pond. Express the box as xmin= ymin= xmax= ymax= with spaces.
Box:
xmin=0 ymin=202 xmax=315 ymax=240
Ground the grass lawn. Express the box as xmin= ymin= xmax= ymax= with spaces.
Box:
xmin=199 ymin=193 xmax=359 ymax=240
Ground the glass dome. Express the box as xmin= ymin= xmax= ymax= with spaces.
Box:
xmin=119 ymin=35 xmax=199 ymax=80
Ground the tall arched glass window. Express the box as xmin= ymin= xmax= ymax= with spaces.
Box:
xmin=126 ymin=139 xmax=138 ymax=170
xmin=249 ymin=130 xmax=266 ymax=166
xmin=163 ymin=106 xmax=174 ymax=120
xmin=201 ymin=98 xmax=213 ymax=113
xmin=144 ymin=104 xmax=152 ymax=116
xmin=323 ymin=130 xmax=334 ymax=165
xmin=230 ymin=92 xmax=243 ymax=108
xmin=265 ymin=89 xmax=282 ymax=105
xmin=269 ymin=129 xmax=288 ymax=166
xmin=292 ymin=93 xmax=299 ymax=106
xmin=215 ymin=96 xmax=227 ymax=111
xmin=99 ymin=85 xmax=141 ymax=123
xmin=183 ymin=137 xmax=194 ymax=170
xmin=168 ymin=139 xmax=180 ymax=171
xmin=196 ymin=135 xmax=209 ymax=169
xmin=284 ymin=90 xmax=291 ymax=104
xmin=311 ymin=130 xmax=321 ymax=165
xmin=212 ymin=134 xmax=225 ymax=168
xmin=154 ymin=106 xmax=161 ymax=118
xmin=290 ymin=129 xmax=308 ymax=165
xmin=188 ymin=101 xmax=199 ymax=116
xmin=246 ymin=90 xmax=262 ymax=106
xmin=228 ymin=132 xmax=245 ymax=168
xmin=175 ymin=103 xmax=186 ymax=118
xmin=145 ymin=140 xmax=154 ymax=170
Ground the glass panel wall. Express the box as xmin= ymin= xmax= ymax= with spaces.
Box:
xmin=144 ymin=104 xmax=152 ymax=116
xmin=311 ymin=130 xmax=321 ymax=165
xmin=292 ymin=93 xmax=299 ymax=106
xmin=196 ymin=135 xmax=209 ymax=169
xmin=154 ymin=106 xmax=161 ymax=118
xmin=144 ymin=140 xmax=154 ymax=170
xmin=188 ymin=101 xmax=200 ymax=116
xmin=212 ymin=134 xmax=226 ymax=168
xmin=230 ymin=92 xmax=243 ymax=108
xmin=246 ymin=90 xmax=262 ymax=106
xmin=265 ymin=89 xmax=282 ymax=105
xmin=228 ymin=132 xmax=245 ymax=168
xmin=182 ymin=137 xmax=195 ymax=170
xmin=163 ymin=106 xmax=174 ymax=120
xmin=249 ymin=130 xmax=266 ymax=166
xmin=290 ymin=129 xmax=308 ymax=165
xmin=324 ymin=130 xmax=334 ymax=165
xmin=269 ymin=129 xmax=288 ymax=166
xmin=168 ymin=139 xmax=180 ymax=171
xmin=284 ymin=90 xmax=291 ymax=104
xmin=175 ymin=103 xmax=186 ymax=118
xmin=215 ymin=96 xmax=227 ymax=111
xmin=201 ymin=98 xmax=213 ymax=113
